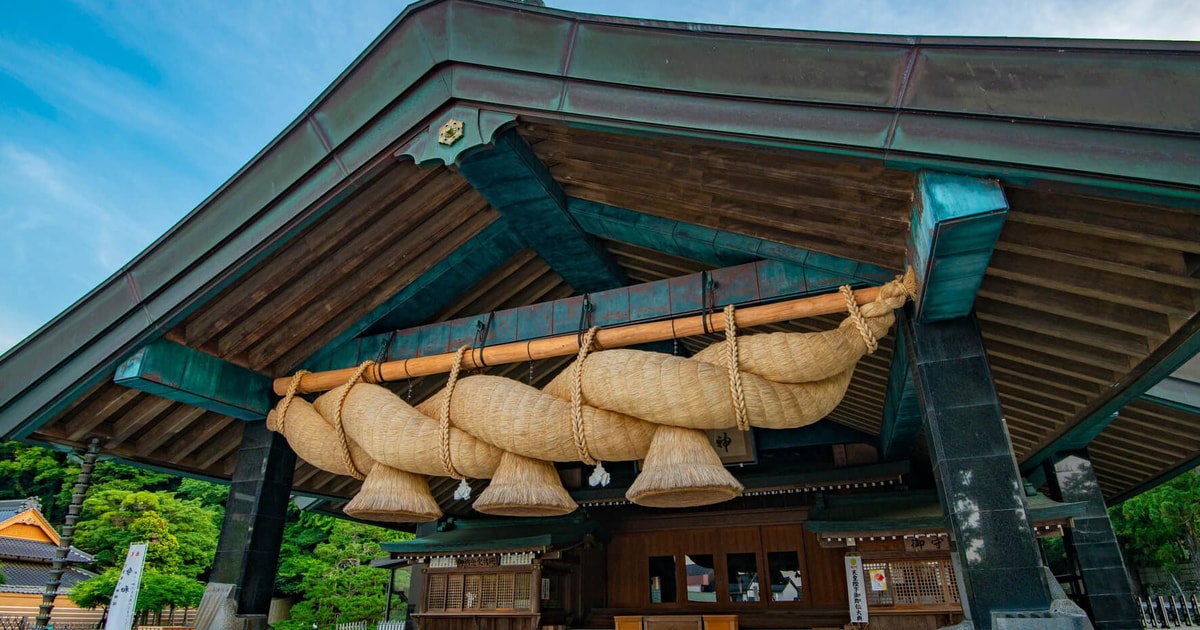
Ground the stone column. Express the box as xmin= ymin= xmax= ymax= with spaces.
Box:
xmin=905 ymin=313 xmax=1061 ymax=629
xmin=197 ymin=421 xmax=296 ymax=629
xmin=1044 ymin=452 xmax=1140 ymax=630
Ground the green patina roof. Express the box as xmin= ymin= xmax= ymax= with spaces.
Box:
xmin=381 ymin=514 xmax=608 ymax=557
xmin=805 ymin=490 xmax=1086 ymax=534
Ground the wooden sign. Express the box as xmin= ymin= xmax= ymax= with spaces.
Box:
xmin=458 ymin=555 xmax=499 ymax=568
xmin=706 ymin=428 xmax=756 ymax=465
xmin=905 ymin=534 xmax=950 ymax=554
xmin=845 ymin=554 xmax=869 ymax=625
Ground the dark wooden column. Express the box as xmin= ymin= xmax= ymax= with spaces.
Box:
xmin=1044 ymin=452 xmax=1140 ymax=630
xmin=210 ymin=421 xmax=296 ymax=620
xmin=904 ymin=313 xmax=1055 ymax=629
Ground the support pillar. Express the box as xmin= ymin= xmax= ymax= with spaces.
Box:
xmin=1044 ymin=452 xmax=1141 ymax=630
xmin=36 ymin=437 xmax=101 ymax=630
xmin=196 ymin=421 xmax=295 ymax=630
xmin=905 ymin=313 xmax=1086 ymax=630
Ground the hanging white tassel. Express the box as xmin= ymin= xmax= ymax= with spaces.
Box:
xmin=588 ymin=461 xmax=611 ymax=487
xmin=453 ymin=478 xmax=472 ymax=500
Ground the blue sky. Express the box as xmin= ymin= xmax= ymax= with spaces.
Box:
xmin=0 ymin=0 xmax=1197 ymax=354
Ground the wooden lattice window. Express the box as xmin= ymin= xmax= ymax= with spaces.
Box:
xmin=425 ymin=571 xmax=536 ymax=612
xmin=496 ymin=572 xmax=515 ymax=608
xmin=447 ymin=574 xmax=465 ymax=610
xmin=862 ymin=559 xmax=959 ymax=609
xmin=514 ymin=573 xmax=532 ymax=609
xmin=464 ymin=574 xmax=482 ymax=609
xmin=480 ymin=573 xmax=498 ymax=609
xmin=427 ymin=574 xmax=448 ymax=610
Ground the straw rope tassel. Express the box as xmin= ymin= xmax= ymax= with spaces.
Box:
xmin=841 ymin=285 xmax=879 ymax=353
xmin=572 ymin=326 xmax=611 ymax=486
xmin=441 ymin=346 xmax=472 ymax=500
xmin=723 ymin=304 xmax=750 ymax=432
xmin=331 ymin=362 xmax=374 ymax=480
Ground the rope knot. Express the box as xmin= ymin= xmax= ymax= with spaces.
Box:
xmin=332 ymin=361 xmax=374 ymax=480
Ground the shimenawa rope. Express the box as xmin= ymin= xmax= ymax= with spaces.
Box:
xmin=332 ymin=361 xmax=374 ymax=480
xmin=571 ymin=326 xmax=611 ymax=487
xmin=841 ymin=284 xmax=879 ymax=354
xmin=440 ymin=346 xmax=472 ymax=500
xmin=275 ymin=369 xmax=310 ymax=436
xmin=723 ymin=304 xmax=750 ymax=432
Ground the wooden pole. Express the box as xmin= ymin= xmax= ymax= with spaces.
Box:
xmin=274 ymin=285 xmax=883 ymax=396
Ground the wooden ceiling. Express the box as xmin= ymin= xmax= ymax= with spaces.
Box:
xmin=25 ymin=121 xmax=1200 ymax=507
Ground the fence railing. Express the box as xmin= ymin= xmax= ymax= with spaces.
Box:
xmin=0 ymin=619 xmax=101 ymax=630
xmin=1141 ymin=594 xmax=1200 ymax=628
xmin=334 ymin=622 xmax=405 ymax=630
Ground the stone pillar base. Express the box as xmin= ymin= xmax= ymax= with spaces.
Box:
xmin=194 ymin=582 xmax=269 ymax=630
xmin=940 ymin=569 xmax=1094 ymax=630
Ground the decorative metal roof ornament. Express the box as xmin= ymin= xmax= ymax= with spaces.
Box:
xmin=438 ymin=119 xmax=465 ymax=146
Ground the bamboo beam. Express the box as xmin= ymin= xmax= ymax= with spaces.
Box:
xmin=274 ymin=285 xmax=884 ymax=395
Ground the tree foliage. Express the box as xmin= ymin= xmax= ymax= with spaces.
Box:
xmin=274 ymin=511 xmax=413 ymax=629
xmin=0 ymin=442 xmax=71 ymax=523
xmin=72 ymin=487 xmax=218 ymax=578
xmin=1111 ymin=469 xmax=1200 ymax=574
xmin=3 ymin=440 xmax=411 ymax=626
xmin=68 ymin=568 xmax=121 ymax=609
xmin=68 ymin=568 xmax=205 ymax=613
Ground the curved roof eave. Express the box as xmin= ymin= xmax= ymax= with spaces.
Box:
xmin=2 ymin=0 xmax=1199 ymax=442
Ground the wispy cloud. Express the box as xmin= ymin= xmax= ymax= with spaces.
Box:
xmin=0 ymin=1 xmax=405 ymax=352
xmin=553 ymin=0 xmax=1200 ymax=39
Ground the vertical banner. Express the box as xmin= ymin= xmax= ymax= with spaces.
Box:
xmin=845 ymin=553 xmax=869 ymax=625
xmin=105 ymin=543 xmax=148 ymax=630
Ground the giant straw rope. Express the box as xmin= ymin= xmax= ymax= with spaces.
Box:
xmin=266 ymin=274 xmax=916 ymax=522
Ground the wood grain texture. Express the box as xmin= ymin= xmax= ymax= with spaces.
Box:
xmin=24 ymin=123 xmax=1200 ymax=504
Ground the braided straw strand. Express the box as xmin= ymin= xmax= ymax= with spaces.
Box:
xmin=571 ymin=327 xmax=601 ymax=465
xmin=723 ymin=304 xmax=751 ymax=432
xmin=332 ymin=362 xmax=374 ymax=480
xmin=274 ymin=369 xmax=310 ymax=436
xmin=841 ymin=285 xmax=879 ymax=354
xmin=439 ymin=346 xmax=470 ymax=480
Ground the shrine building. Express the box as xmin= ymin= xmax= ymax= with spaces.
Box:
xmin=1 ymin=2 xmax=1198 ymax=630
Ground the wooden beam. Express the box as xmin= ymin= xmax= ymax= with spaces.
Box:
xmin=300 ymin=219 xmax=526 ymax=370
xmin=1020 ymin=311 xmax=1200 ymax=475
xmin=301 ymin=258 xmax=871 ymax=377
xmin=907 ymin=171 xmax=1008 ymax=323
xmin=276 ymin=277 xmax=895 ymax=395
xmin=568 ymin=198 xmax=896 ymax=284
xmin=457 ymin=130 xmax=626 ymax=292
xmin=113 ymin=339 xmax=272 ymax=421
xmin=879 ymin=310 xmax=922 ymax=461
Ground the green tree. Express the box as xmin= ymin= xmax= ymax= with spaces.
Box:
xmin=68 ymin=568 xmax=120 ymax=609
xmin=1111 ymin=469 xmax=1200 ymax=576
xmin=0 ymin=563 xmax=7 ymax=585
xmin=0 ymin=442 xmax=70 ymax=523
xmin=73 ymin=488 xmax=219 ymax=578
xmin=273 ymin=511 xmax=412 ymax=629
xmin=68 ymin=568 xmax=206 ymax=621
xmin=137 ymin=572 xmax=207 ymax=623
